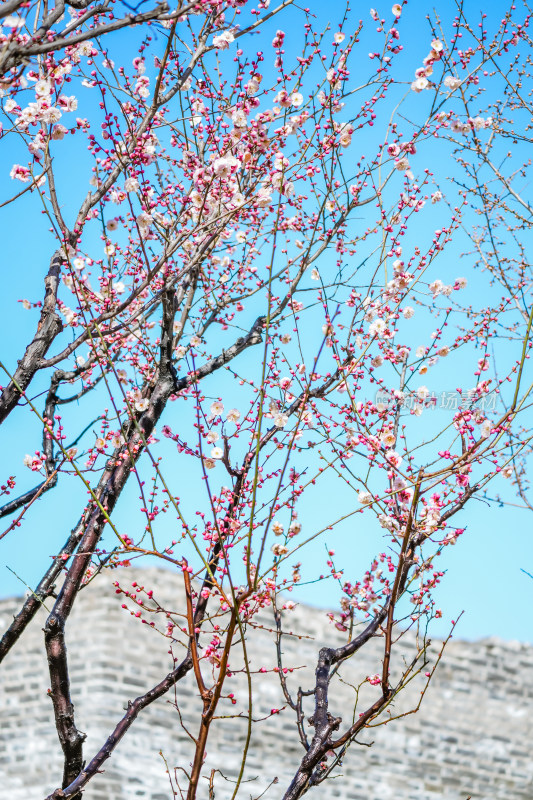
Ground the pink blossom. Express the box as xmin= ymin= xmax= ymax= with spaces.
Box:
xmin=10 ymin=164 xmax=30 ymax=182
xmin=213 ymin=30 xmax=235 ymax=49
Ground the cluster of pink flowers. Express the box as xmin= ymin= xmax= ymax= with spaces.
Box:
xmin=411 ymin=38 xmax=444 ymax=92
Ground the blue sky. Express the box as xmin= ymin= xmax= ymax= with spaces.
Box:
xmin=1 ymin=0 xmax=532 ymax=644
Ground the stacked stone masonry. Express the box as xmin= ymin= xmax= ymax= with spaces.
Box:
xmin=0 ymin=566 xmax=531 ymax=800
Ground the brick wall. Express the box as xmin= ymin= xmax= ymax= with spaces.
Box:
xmin=1 ymin=566 xmax=531 ymax=800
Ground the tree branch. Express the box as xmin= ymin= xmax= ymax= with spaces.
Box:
xmin=0 ymin=251 xmax=63 ymax=424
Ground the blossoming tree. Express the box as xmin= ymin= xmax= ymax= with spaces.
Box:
xmin=0 ymin=0 xmax=532 ymax=798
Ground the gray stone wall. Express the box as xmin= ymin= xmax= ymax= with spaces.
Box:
xmin=0 ymin=566 xmax=531 ymax=800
